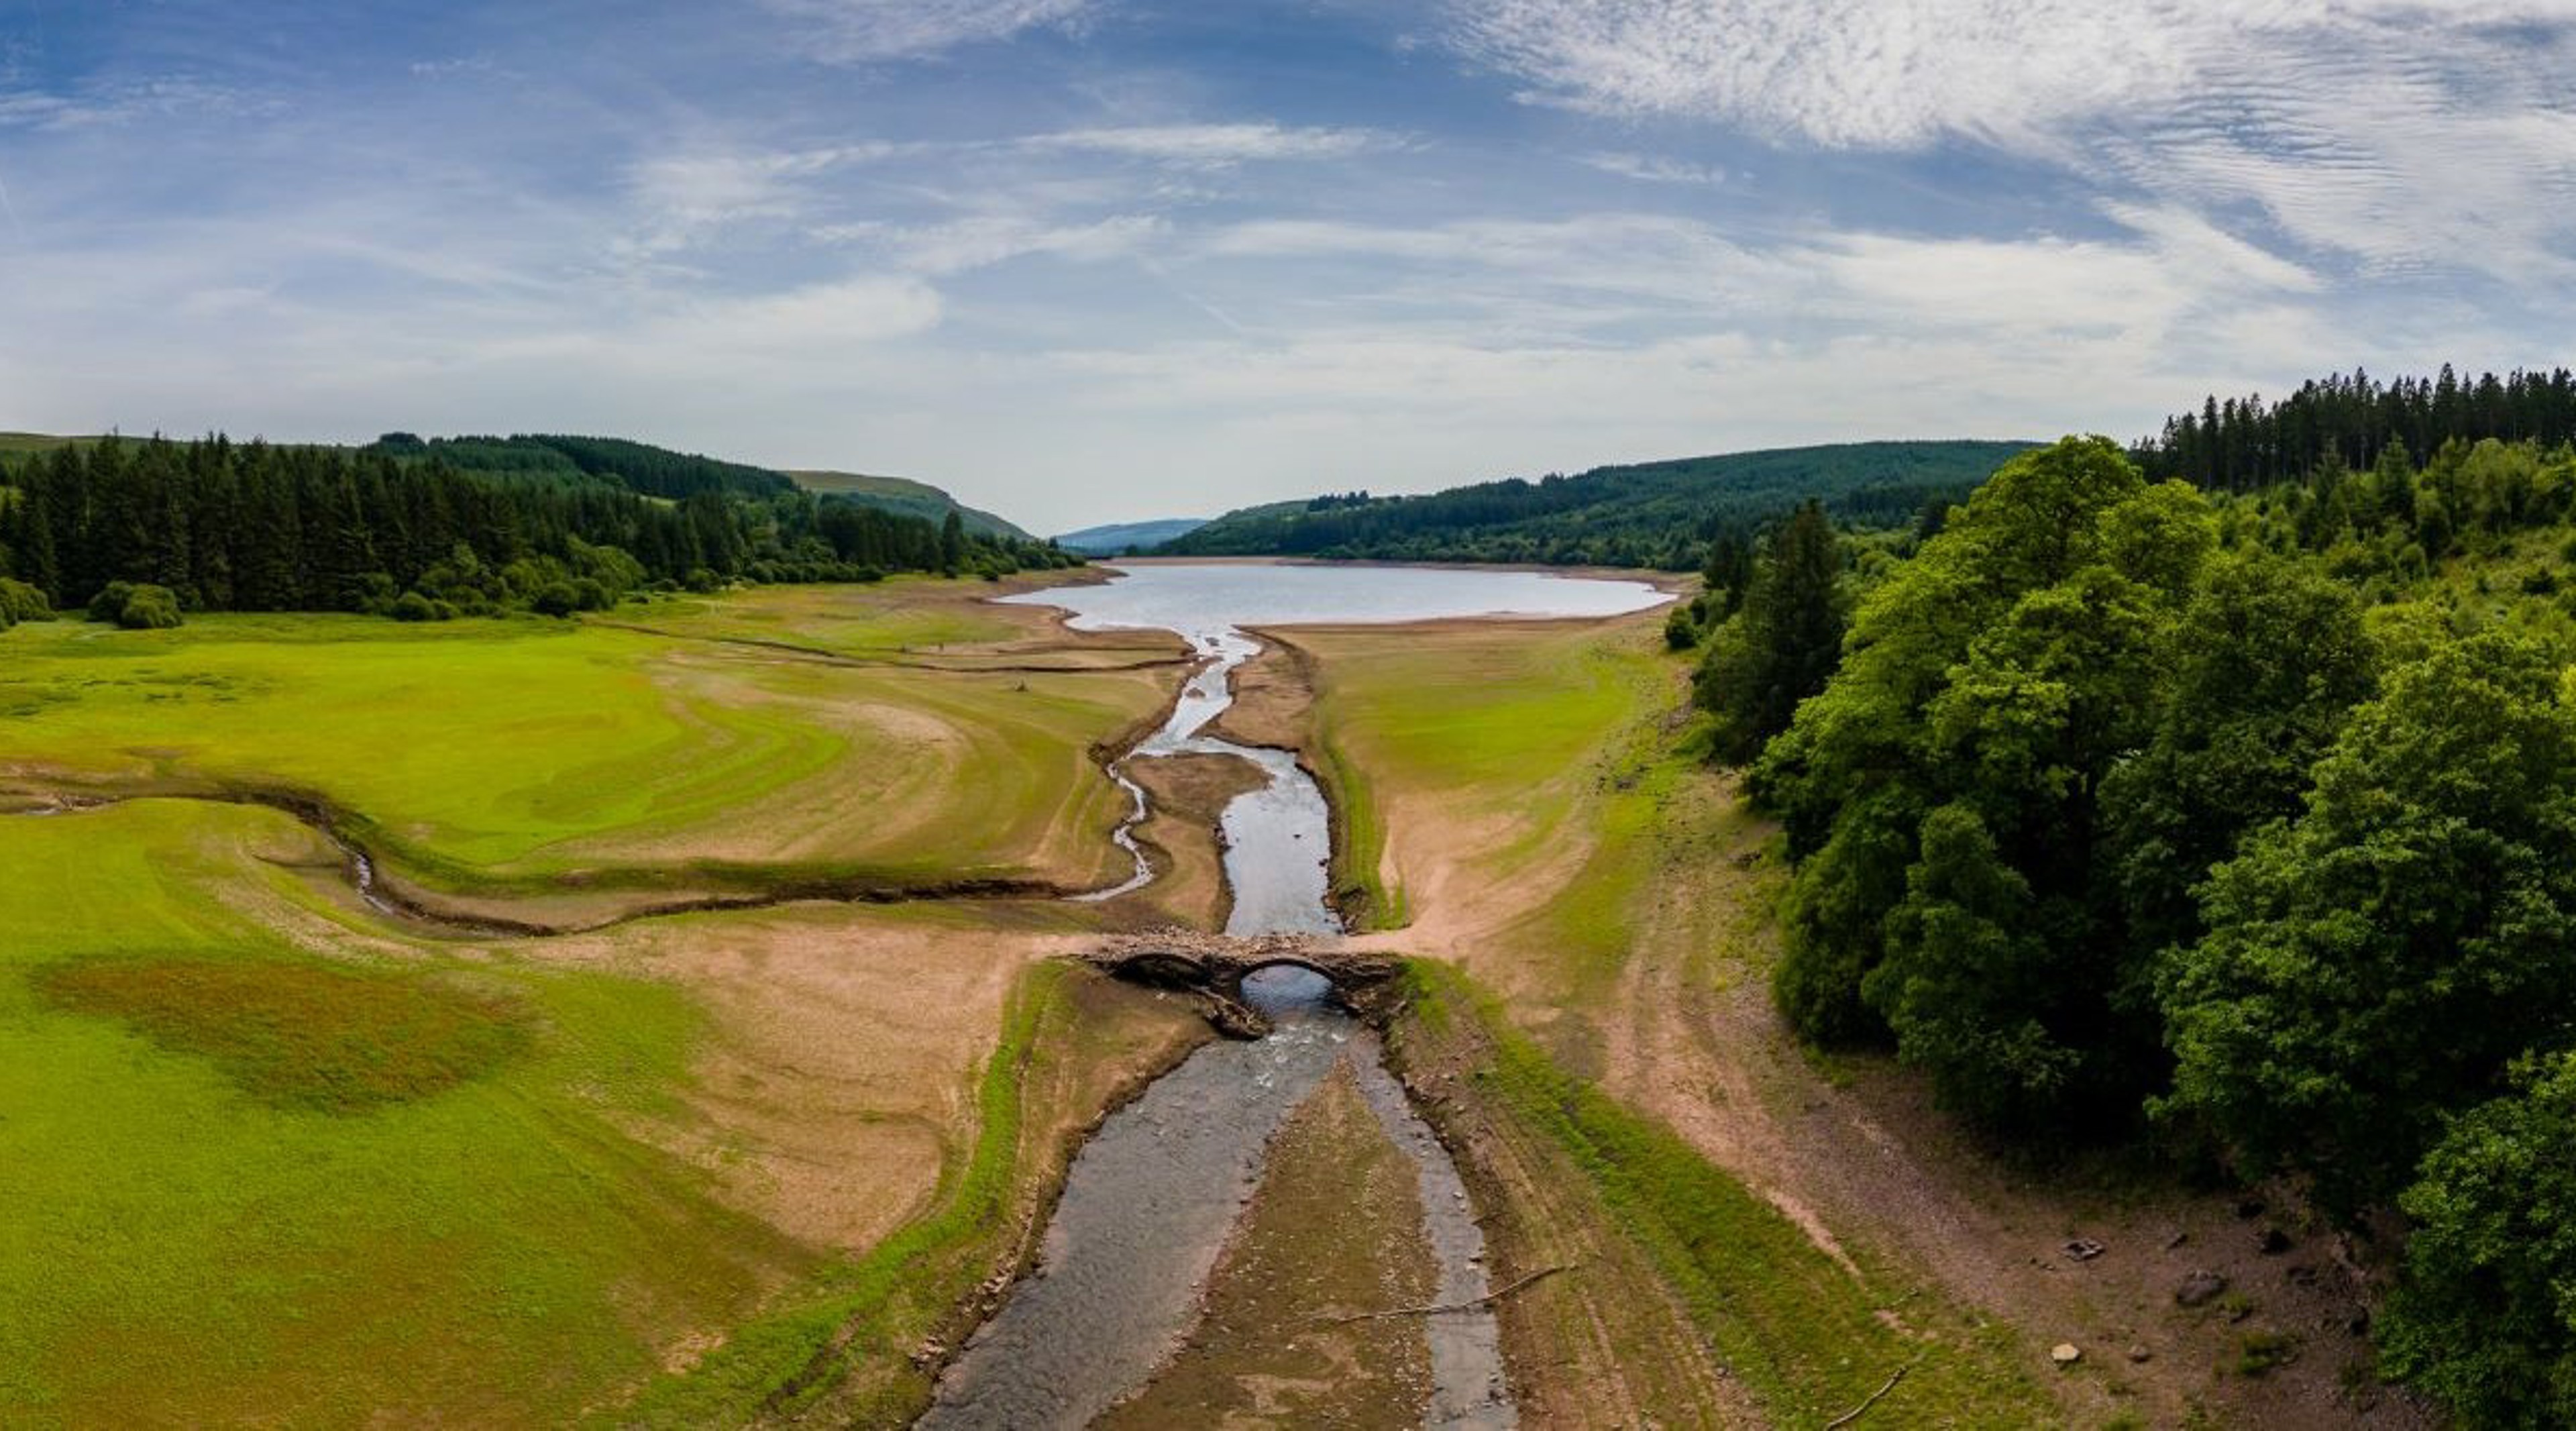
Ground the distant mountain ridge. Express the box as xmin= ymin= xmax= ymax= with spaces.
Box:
xmin=1161 ymin=439 xmax=2035 ymax=569
xmin=1053 ymin=517 xmax=1210 ymax=554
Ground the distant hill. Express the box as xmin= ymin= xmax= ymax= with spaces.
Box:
xmin=1161 ymin=439 xmax=2036 ymax=570
xmin=0 ymin=432 xmax=95 ymax=458
xmin=1054 ymin=517 xmax=1210 ymax=554
xmin=5 ymin=432 xmax=1047 ymax=545
xmin=788 ymin=470 xmax=1032 ymax=541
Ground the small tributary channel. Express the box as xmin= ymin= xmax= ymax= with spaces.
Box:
xmin=920 ymin=563 xmax=1666 ymax=1429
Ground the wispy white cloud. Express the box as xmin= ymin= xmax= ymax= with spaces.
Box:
xmin=0 ymin=75 xmax=278 ymax=131
xmin=1578 ymin=150 xmax=1725 ymax=186
xmin=1197 ymin=200 xmax=2318 ymax=354
xmin=762 ymin=0 xmax=1095 ymax=62
xmin=1450 ymin=1 xmax=2576 ymax=278
xmin=1023 ymin=123 xmax=1396 ymax=166
xmin=863 ymin=213 xmax=1168 ymax=275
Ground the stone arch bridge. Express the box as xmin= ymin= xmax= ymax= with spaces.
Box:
xmin=1081 ymin=932 xmax=1404 ymax=1036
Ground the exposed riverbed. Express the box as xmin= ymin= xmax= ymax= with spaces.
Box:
xmin=922 ymin=563 xmax=1666 ymax=1429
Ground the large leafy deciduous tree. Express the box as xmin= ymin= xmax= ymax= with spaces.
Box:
xmin=2379 ymin=1050 xmax=2576 ymax=1428
xmin=1752 ymin=436 xmax=2216 ymax=1130
xmin=2157 ymin=631 xmax=2576 ymax=1216
xmin=2097 ymin=555 xmax=2379 ymax=965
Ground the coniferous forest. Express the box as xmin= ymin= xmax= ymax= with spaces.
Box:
xmin=1677 ymin=368 xmax=2576 ymax=1427
xmin=0 ymin=434 xmax=1075 ymax=625
xmin=1160 ymin=439 xmax=2030 ymax=568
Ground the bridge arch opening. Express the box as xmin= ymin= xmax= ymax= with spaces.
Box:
xmin=1235 ymin=961 xmax=1339 ymax=1016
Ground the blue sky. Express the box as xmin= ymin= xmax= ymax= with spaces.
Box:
xmin=5 ymin=0 xmax=2575 ymax=532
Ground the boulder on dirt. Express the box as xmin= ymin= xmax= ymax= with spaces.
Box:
xmin=2063 ymin=1237 xmax=2106 ymax=1262
xmin=2050 ymin=1343 xmax=2082 ymax=1366
xmin=2126 ymin=1344 xmax=2153 ymax=1364
xmin=2257 ymin=1227 xmax=2294 ymax=1255
xmin=1203 ymin=994 xmax=1273 ymax=1041
xmin=2176 ymin=1270 xmax=2229 ymax=1308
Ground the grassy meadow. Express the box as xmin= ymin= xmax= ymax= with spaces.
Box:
xmin=0 ymin=798 xmax=807 ymax=1425
xmin=0 ymin=575 xmax=1214 ymax=1424
xmin=0 ymin=590 xmax=1169 ymax=900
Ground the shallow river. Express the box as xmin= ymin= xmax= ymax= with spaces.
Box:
xmin=918 ymin=562 xmax=1667 ymax=1430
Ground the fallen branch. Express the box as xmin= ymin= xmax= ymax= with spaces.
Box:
xmin=1821 ymin=1360 xmax=1915 ymax=1430
xmin=1318 ymin=1263 xmax=1574 ymax=1325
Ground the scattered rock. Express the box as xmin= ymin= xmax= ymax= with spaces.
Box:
xmin=2063 ymin=1237 xmax=2106 ymax=1262
xmin=2126 ymin=1344 xmax=2153 ymax=1364
xmin=2235 ymin=1196 xmax=2268 ymax=1219
xmin=2050 ymin=1342 xmax=2083 ymax=1367
xmin=2163 ymin=1230 xmax=2190 ymax=1251
xmin=2259 ymin=1227 xmax=2295 ymax=1256
xmin=1202 ymin=993 xmax=1273 ymax=1041
xmin=2176 ymin=1270 xmax=2230 ymax=1308
xmin=2286 ymin=1263 xmax=2321 ymax=1287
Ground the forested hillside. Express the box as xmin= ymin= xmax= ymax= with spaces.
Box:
xmin=1685 ymin=372 xmax=2576 ymax=1426
xmin=0 ymin=434 xmax=1073 ymax=625
xmin=786 ymin=470 xmax=1032 ymax=540
xmin=366 ymin=433 xmax=796 ymax=500
xmin=1161 ymin=439 xmax=2031 ymax=568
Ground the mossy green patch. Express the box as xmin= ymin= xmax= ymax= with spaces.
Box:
xmin=33 ymin=957 xmax=530 ymax=1112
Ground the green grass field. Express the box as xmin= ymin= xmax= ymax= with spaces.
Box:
xmin=0 ymin=798 xmax=810 ymax=1426
xmin=0 ymin=576 xmax=1216 ymax=1424
xmin=1295 ymin=617 xmax=1679 ymax=986
xmin=0 ymin=594 xmax=1166 ymax=896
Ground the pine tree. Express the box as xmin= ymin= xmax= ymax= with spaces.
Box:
xmin=1692 ymin=500 xmax=1847 ymax=763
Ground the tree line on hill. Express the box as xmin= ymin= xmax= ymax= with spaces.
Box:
xmin=1683 ymin=374 xmax=2576 ymax=1426
xmin=1160 ymin=440 xmax=2030 ymax=570
xmin=2135 ymin=364 xmax=2576 ymax=492
xmin=366 ymin=432 xmax=798 ymax=500
xmin=0 ymin=434 xmax=1075 ymax=625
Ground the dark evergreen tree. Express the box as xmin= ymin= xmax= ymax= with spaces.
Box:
xmin=1691 ymin=500 xmax=1847 ymax=763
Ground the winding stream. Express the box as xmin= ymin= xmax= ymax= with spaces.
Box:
xmin=923 ymin=562 xmax=1666 ymax=1430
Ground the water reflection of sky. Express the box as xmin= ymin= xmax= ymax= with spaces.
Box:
xmin=1000 ymin=562 xmax=1669 ymax=639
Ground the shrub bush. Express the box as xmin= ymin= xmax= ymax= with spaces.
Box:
xmin=0 ymin=576 xmax=50 ymax=626
xmin=116 ymin=584 xmax=183 ymax=629
xmin=87 ymin=580 xmax=136 ymax=623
